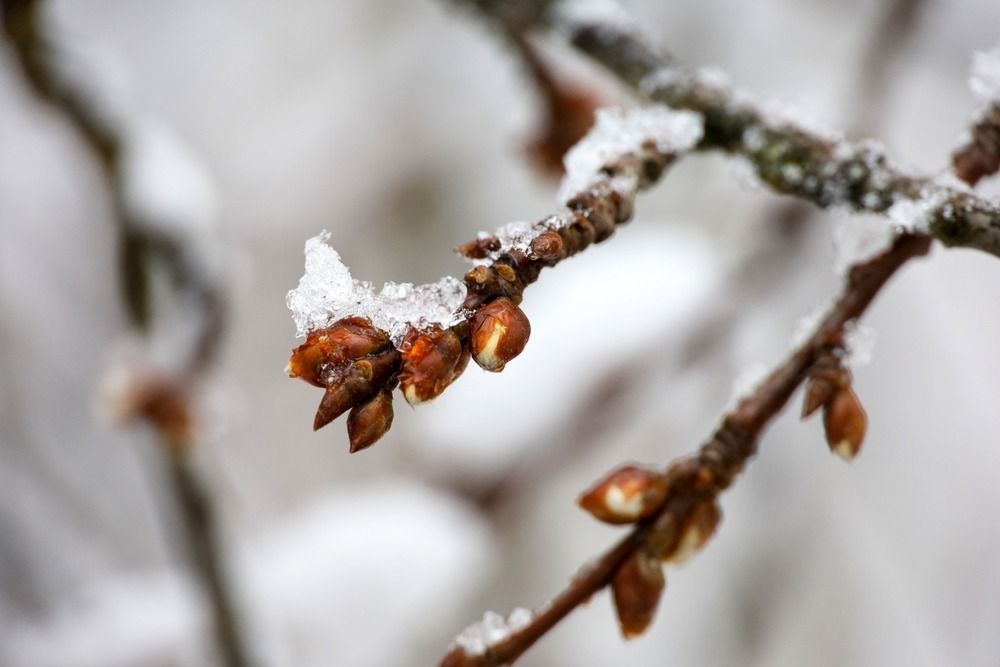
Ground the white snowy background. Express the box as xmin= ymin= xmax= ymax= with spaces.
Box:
xmin=2 ymin=1 xmax=1000 ymax=666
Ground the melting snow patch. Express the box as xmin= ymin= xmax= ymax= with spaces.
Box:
xmin=840 ymin=321 xmax=876 ymax=368
xmin=287 ymin=231 xmax=467 ymax=344
xmin=559 ymin=106 xmax=703 ymax=202
xmin=452 ymin=608 xmax=534 ymax=657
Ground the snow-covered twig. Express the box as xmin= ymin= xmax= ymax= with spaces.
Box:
xmin=536 ymin=1 xmax=1000 ymax=256
xmin=286 ymin=105 xmax=705 ymax=450
xmin=953 ymin=46 xmax=1000 ymax=185
xmin=437 ymin=232 xmax=931 ymax=667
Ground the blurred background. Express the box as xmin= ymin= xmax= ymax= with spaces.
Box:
xmin=2 ymin=1 xmax=1000 ymax=665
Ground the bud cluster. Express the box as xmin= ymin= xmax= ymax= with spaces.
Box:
xmin=801 ymin=347 xmax=868 ymax=461
xmin=287 ymin=291 xmax=533 ymax=452
xmin=287 ymin=317 xmax=400 ymax=452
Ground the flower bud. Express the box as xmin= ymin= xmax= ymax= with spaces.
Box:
xmin=470 ymin=298 xmax=531 ymax=372
xmin=823 ymin=386 xmax=867 ymax=461
xmin=578 ymin=465 xmax=667 ymax=525
xmin=311 ymin=351 xmax=400 ymax=431
xmin=801 ymin=375 xmax=835 ymax=419
xmin=399 ymin=326 xmax=467 ymax=405
xmin=287 ymin=317 xmax=390 ymax=387
xmin=347 ymin=390 xmax=394 ymax=453
xmin=612 ymin=549 xmax=665 ymax=639
xmin=666 ymin=500 xmax=721 ymax=565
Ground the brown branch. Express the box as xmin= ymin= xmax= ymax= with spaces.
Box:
xmin=1 ymin=4 xmax=247 ymax=666
xmin=452 ymin=0 xmax=1000 ymax=256
xmin=439 ymin=231 xmax=931 ymax=666
xmin=953 ymin=104 xmax=1000 ymax=186
xmin=0 ymin=0 xmax=220 ymax=332
xmin=288 ymin=114 xmax=698 ymax=449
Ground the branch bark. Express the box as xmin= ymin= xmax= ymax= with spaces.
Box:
xmin=438 ymin=232 xmax=931 ymax=666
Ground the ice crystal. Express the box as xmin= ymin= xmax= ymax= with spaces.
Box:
xmin=550 ymin=0 xmax=637 ymax=34
xmin=452 ymin=608 xmax=534 ymax=657
xmin=559 ymin=105 xmax=703 ymax=202
xmin=885 ymin=191 xmax=947 ymax=233
xmin=840 ymin=321 xmax=876 ymax=368
xmin=287 ymin=232 xmax=467 ymax=344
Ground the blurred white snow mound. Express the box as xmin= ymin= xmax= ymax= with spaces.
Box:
xmin=2 ymin=479 xmax=494 ymax=667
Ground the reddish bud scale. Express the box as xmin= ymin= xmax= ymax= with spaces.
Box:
xmin=612 ymin=549 xmax=666 ymax=639
xmin=578 ymin=465 xmax=667 ymax=525
xmin=666 ymin=500 xmax=722 ymax=565
xmin=469 ymin=298 xmax=531 ymax=372
xmin=823 ymin=386 xmax=867 ymax=461
xmin=347 ymin=390 xmax=394 ymax=453
xmin=399 ymin=326 xmax=467 ymax=405
xmin=287 ymin=317 xmax=390 ymax=388
xmin=312 ymin=349 xmax=400 ymax=431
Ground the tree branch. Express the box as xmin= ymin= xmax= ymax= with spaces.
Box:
xmin=455 ymin=0 xmax=1000 ymax=256
xmin=1 ymin=4 xmax=247 ymax=666
xmin=438 ymin=231 xmax=931 ymax=666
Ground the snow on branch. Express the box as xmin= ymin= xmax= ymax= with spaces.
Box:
xmin=286 ymin=103 xmax=702 ymax=451
xmin=953 ymin=45 xmax=1000 ymax=185
xmin=543 ymin=0 xmax=1000 ymax=256
xmin=427 ymin=0 xmax=1000 ymax=664
xmin=438 ymin=233 xmax=932 ymax=667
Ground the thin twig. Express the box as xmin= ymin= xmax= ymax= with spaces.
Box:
xmin=438 ymin=232 xmax=931 ymax=666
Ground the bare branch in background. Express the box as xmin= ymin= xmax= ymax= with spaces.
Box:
xmin=1 ymin=2 xmax=248 ymax=666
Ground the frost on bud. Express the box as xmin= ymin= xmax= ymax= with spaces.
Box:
xmin=666 ymin=500 xmax=721 ymax=565
xmin=470 ymin=298 xmax=531 ymax=372
xmin=287 ymin=317 xmax=390 ymax=388
xmin=578 ymin=465 xmax=667 ymax=525
xmin=612 ymin=548 xmax=665 ymax=639
xmin=347 ymin=390 xmax=394 ymax=453
xmin=823 ymin=386 xmax=867 ymax=461
xmin=399 ymin=326 xmax=467 ymax=405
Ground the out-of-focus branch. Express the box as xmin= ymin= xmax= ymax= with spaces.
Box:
xmin=1 ymin=3 xmax=247 ymax=666
xmin=439 ymin=232 xmax=931 ymax=667
xmin=0 ymin=0 xmax=220 ymax=332
xmin=953 ymin=104 xmax=1000 ymax=186
xmin=454 ymin=0 xmax=1000 ymax=256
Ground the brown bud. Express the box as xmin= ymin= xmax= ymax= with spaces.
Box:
xmin=287 ymin=317 xmax=390 ymax=387
xmin=399 ymin=326 xmax=467 ymax=405
xmin=311 ymin=351 xmax=400 ymax=431
xmin=454 ymin=235 xmax=500 ymax=260
xmin=612 ymin=549 xmax=665 ymax=639
xmin=823 ymin=386 xmax=867 ymax=461
xmin=530 ymin=230 xmax=566 ymax=262
xmin=470 ymin=298 xmax=531 ymax=372
xmin=314 ymin=385 xmax=353 ymax=431
xmin=578 ymin=465 xmax=667 ymax=525
xmin=666 ymin=501 xmax=721 ymax=565
xmin=346 ymin=390 xmax=394 ymax=453
xmin=801 ymin=375 xmax=836 ymax=418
